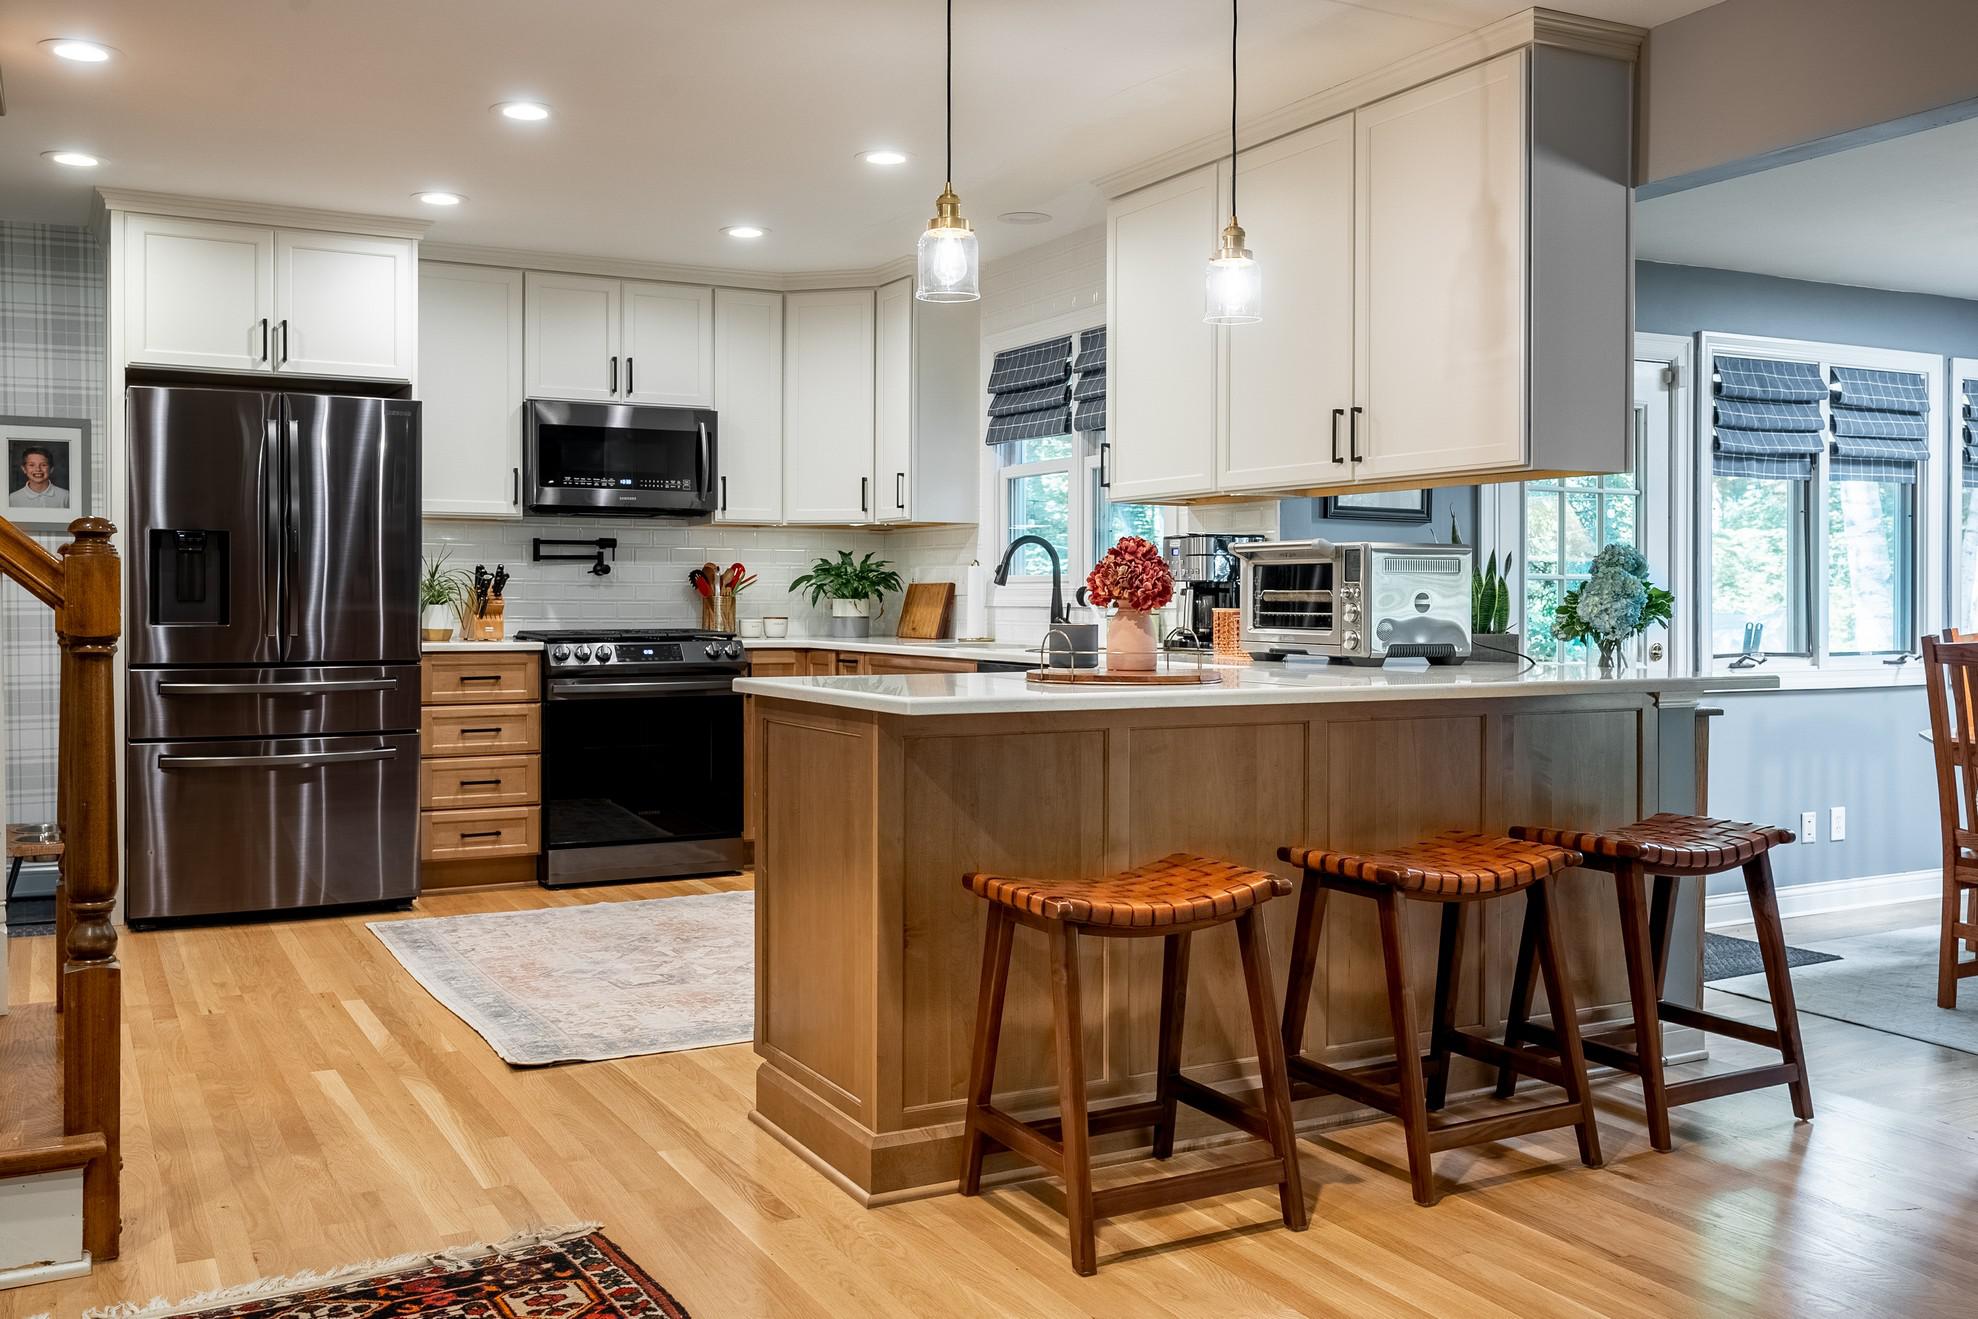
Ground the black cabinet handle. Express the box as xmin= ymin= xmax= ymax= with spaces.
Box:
xmin=458 ymin=779 xmax=502 ymax=787
xmin=1331 ymin=408 xmax=1345 ymax=464
xmin=512 ymin=467 xmax=520 ymax=505
xmin=609 ymin=356 xmax=618 ymax=395
xmin=720 ymin=475 xmax=728 ymax=513
xmin=1349 ymin=405 xmax=1364 ymax=463
xmin=459 ymin=830 xmax=502 ymax=840
xmin=895 ymin=472 xmax=905 ymax=510
xmin=1099 ymin=441 xmax=1111 ymax=489
xmin=259 ymin=317 xmax=269 ymax=363
xmin=460 ymin=727 xmax=502 ymax=735
xmin=279 ymin=319 xmax=289 ymax=366
xmin=626 ymin=356 xmax=634 ymax=395
xmin=860 ymin=476 xmax=868 ymax=513
xmin=458 ymin=674 xmax=502 ymax=683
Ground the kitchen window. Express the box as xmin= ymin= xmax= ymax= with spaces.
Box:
xmin=1954 ymin=361 xmax=1978 ymax=632
xmin=1698 ymin=333 xmax=1943 ymax=672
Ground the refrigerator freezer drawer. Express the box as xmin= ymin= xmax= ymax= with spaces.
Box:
xmin=125 ymin=732 xmax=419 ymax=922
xmin=127 ymin=664 xmax=422 ymax=741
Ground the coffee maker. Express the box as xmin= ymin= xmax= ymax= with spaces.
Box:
xmin=1163 ymin=534 xmax=1264 ymax=646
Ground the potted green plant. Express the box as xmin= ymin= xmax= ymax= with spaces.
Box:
xmin=1554 ymin=543 xmax=1674 ymax=674
xmin=1470 ymin=550 xmax=1518 ymax=663
xmin=419 ymin=551 xmax=470 ymax=643
xmin=789 ymin=551 xmax=904 ymax=638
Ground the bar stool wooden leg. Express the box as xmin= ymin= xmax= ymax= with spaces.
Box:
xmin=1233 ymin=910 xmax=1309 ymax=1231
xmin=1151 ymin=931 xmax=1193 ymax=1160
xmin=1648 ymin=873 xmax=1679 ymax=996
xmin=1494 ymin=892 xmax=1543 ymax=1100
xmin=1426 ymin=902 xmax=1466 ymax=1112
xmin=1743 ymin=853 xmax=1814 ymax=1122
xmin=1532 ymin=878 xmax=1603 ymax=1168
xmin=1280 ymin=874 xmax=1328 ymax=1056
xmin=1614 ymin=862 xmax=1672 ymax=1151
xmin=1049 ymin=922 xmax=1097 ymax=1276
xmin=1375 ymin=887 xmax=1436 ymax=1206
xmin=959 ymin=905 xmax=1015 ymax=1196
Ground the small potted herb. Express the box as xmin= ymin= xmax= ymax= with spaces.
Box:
xmin=419 ymin=551 xmax=470 ymax=643
xmin=789 ymin=551 xmax=904 ymax=638
xmin=1470 ymin=550 xmax=1518 ymax=663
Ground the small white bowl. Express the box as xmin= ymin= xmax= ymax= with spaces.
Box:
xmin=763 ymin=616 xmax=789 ymax=638
xmin=738 ymin=618 xmax=764 ymax=638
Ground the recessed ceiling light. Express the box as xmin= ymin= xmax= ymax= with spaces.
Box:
xmin=860 ymin=149 xmax=910 ymax=166
xmin=998 ymin=211 xmax=1052 ymax=225
xmin=42 ymin=38 xmax=114 ymax=63
xmin=494 ymin=101 xmax=551 ymax=122
xmin=723 ymin=225 xmax=766 ymax=239
xmin=416 ymin=192 xmax=464 ymax=206
xmin=43 ymin=150 xmax=100 ymax=168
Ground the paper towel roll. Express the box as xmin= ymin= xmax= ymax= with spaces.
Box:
xmin=962 ymin=561 xmax=991 ymax=639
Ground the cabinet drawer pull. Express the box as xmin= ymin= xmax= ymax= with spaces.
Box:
xmin=458 ymin=830 xmax=503 ymax=840
xmin=458 ymin=778 xmax=503 ymax=787
xmin=457 ymin=674 xmax=503 ymax=683
xmin=459 ymin=726 xmax=503 ymax=735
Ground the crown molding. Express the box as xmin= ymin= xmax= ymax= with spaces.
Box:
xmin=94 ymin=188 xmax=431 ymax=240
xmin=1093 ymin=6 xmax=1644 ymax=200
xmin=420 ymin=241 xmax=918 ymax=292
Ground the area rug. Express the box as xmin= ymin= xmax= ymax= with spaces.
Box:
xmin=1711 ymin=923 xmax=1978 ymax=1057
xmin=368 ymin=890 xmax=753 ymax=1066
xmin=78 ymin=1224 xmax=690 ymax=1318
xmin=1702 ymin=931 xmax=1840 ymax=982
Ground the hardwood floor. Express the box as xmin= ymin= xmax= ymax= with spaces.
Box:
xmin=6 ymin=880 xmax=1977 ymax=1317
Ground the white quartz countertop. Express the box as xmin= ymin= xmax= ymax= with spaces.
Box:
xmin=422 ymin=640 xmax=545 ymax=652
xmin=740 ymin=636 xmax=1039 ymax=663
xmin=735 ymin=659 xmax=1779 ymax=715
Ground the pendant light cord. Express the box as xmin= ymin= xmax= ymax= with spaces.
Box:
xmin=1229 ymin=0 xmax=1238 ymax=219
xmin=946 ymin=0 xmax=954 ymax=186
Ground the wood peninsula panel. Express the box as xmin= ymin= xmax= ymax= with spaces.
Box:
xmin=865 ymin=654 xmax=976 ymax=675
xmin=899 ymin=729 xmax=1110 ymax=1117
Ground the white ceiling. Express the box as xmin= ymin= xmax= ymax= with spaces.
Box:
xmin=1637 ymin=114 xmax=1978 ymax=301
xmin=2 ymin=0 xmax=1717 ymax=274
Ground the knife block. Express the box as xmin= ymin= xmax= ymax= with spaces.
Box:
xmin=466 ymin=598 xmax=506 ymax=641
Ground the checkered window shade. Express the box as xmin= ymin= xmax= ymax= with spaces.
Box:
xmin=1829 ymin=365 xmax=1928 ymax=484
xmin=984 ymin=334 xmax=1072 ymax=445
xmin=1071 ymin=327 xmax=1106 ymax=434
xmin=1960 ymin=378 xmax=1978 ymax=489
xmin=1712 ymin=354 xmax=1823 ymax=480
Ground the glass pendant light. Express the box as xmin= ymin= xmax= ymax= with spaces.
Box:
xmin=916 ymin=0 xmax=979 ymax=302
xmin=1205 ymin=0 xmax=1260 ymax=324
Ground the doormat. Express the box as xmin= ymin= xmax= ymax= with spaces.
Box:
xmin=1703 ymin=931 xmax=1840 ymax=982
xmin=82 ymin=1224 xmax=691 ymax=1318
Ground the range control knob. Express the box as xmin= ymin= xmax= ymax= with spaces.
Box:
xmin=594 ymin=645 xmax=614 ymax=663
xmin=550 ymin=645 xmax=572 ymax=663
xmin=724 ymin=640 xmax=744 ymax=659
xmin=574 ymin=645 xmax=592 ymax=662
xmin=705 ymin=642 xmax=723 ymax=659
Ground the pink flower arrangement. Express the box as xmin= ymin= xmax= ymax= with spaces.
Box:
xmin=1085 ymin=535 xmax=1174 ymax=613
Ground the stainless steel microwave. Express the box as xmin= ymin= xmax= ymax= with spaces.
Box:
xmin=1230 ymin=539 xmax=1473 ymax=664
xmin=525 ymin=400 xmax=718 ymax=517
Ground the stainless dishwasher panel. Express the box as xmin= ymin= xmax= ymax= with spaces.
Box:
xmin=125 ymin=732 xmax=420 ymax=922
xmin=126 ymin=664 xmax=422 ymax=741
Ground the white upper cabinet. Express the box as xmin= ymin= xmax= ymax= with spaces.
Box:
xmin=782 ymin=289 xmax=875 ymax=525
xmin=525 ymin=272 xmax=620 ymax=402
xmin=622 ymin=281 xmax=714 ymax=406
xmin=1218 ymin=115 xmax=1355 ymax=492
xmin=712 ymin=288 xmax=784 ymax=523
xmin=124 ymin=215 xmax=275 ymax=372
xmin=274 ymin=230 xmax=416 ymax=380
xmin=419 ymin=263 xmax=525 ymax=518
xmin=873 ymin=277 xmax=980 ymax=525
xmin=1106 ymin=164 xmax=1220 ymax=501
xmin=1353 ymin=52 xmax=1526 ymax=482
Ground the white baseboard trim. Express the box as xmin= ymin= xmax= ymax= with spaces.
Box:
xmin=1705 ymin=868 xmax=1939 ymax=931
xmin=0 ymin=1252 xmax=90 ymax=1293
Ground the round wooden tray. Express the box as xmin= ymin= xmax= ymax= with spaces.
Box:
xmin=1025 ymin=668 xmax=1224 ymax=686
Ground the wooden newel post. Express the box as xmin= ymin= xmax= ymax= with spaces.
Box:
xmin=56 ymin=515 xmax=122 ymax=1262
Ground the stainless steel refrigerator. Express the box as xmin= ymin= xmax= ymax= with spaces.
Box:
xmin=124 ymin=386 xmax=421 ymax=923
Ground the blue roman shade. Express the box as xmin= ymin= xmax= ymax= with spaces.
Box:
xmin=1829 ymin=366 xmax=1928 ymax=484
xmin=984 ymin=335 xmax=1072 ymax=445
xmin=1712 ymin=355 xmax=1822 ymax=479
xmin=1071 ymin=327 xmax=1106 ymax=433
xmin=1961 ymin=377 xmax=1978 ymax=489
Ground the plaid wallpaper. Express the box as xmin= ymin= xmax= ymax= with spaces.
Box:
xmin=0 ymin=222 xmax=106 ymax=824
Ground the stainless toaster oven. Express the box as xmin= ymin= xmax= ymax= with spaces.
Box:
xmin=1230 ymin=540 xmax=1473 ymax=664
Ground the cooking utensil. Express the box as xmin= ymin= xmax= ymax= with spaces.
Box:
xmin=491 ymin=565 xmax=509 ymax=599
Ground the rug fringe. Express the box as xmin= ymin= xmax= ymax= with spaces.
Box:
xmin=81 ymin=1222 xmax=604 ymax=1319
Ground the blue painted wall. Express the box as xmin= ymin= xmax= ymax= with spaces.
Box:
xmin=1278 ymin=485 xmax=1477 ymax=546
xmin=1636 ymin=260 xmax=1978 ymax=355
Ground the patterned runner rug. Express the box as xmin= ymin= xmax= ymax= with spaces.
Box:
xmin=369 ymin=890 xmax=753 ymax=1066
xmin=83 ymin=1225 xmax=690 ymax=1318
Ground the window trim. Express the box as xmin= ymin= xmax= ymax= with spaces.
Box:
xmin=1952 ymin=356 xmax=1978 ymax=633
xmin=1695 ymin=331 xmax=1945 ymax=675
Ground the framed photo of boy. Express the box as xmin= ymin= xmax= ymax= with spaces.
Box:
xmin=4 ymin=417 xmax=90 ymax=531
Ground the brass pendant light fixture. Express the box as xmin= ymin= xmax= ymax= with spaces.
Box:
xmin=916 ymin=0 xmax=980 ymax=302
xmin=1204 ymin=0 xmax=1260 ymax=324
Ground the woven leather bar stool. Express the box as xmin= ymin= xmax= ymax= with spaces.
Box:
xmin=1506 ymin=814 xmax=1810 ymax=1151
xmin=1277 ymin=831 xmax=1603 ymax=1206
xmin=958 ymin=852 xmax=1308 ymax=1276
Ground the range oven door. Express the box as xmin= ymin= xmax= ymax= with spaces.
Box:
xmin=540 ymin=672 xmax=746 ymax=886
xmin=526 ymin=400 xmax=717 ymax=516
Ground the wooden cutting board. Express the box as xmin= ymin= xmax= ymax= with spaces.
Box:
xmin=896 ymin=582 xmax=956 ymax=640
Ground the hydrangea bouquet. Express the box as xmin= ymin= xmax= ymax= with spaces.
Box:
xmin=1086 ymin=536 xmax=1174 ymax=672
xmin=1554 ymin=543 xmax=1673 ymax=671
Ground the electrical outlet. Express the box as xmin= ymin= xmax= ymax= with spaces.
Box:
xmin=1800 ymin=810 xmax=1818 ymax=843
xmin=1830 ymin=806 xmax=1846 ymax=841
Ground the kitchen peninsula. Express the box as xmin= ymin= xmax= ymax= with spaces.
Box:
xmin=737 ymin=662 xmax=1775 ymax=1202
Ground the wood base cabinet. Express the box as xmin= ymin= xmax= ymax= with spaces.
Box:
xmin=419 ymin=652 xmax=541 ymax=889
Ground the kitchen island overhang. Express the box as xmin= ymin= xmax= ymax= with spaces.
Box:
xmin=740 ymin=664 xmax=1776 ymax=1204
